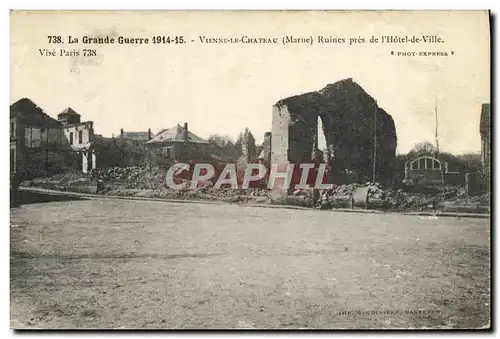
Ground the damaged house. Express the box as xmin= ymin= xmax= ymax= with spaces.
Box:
xmin=118 ymin=129 xmax=152 ymax=145
xmin=58 ymin=107 xmax=97 ymax=173
xmin=10 ymin=98 xmax=73 ymax=179
xmin=145 ymin=123 xmax=212 ymax=167
xmin=271 ymin=78 xmax=397 ymax=186
xmin=99 ymin=128 xmax=154 ymax=167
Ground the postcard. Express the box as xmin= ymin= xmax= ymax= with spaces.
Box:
xmin=10 ymin=10 xmax=491 ymax=329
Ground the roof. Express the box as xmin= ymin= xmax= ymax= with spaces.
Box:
xmin=10 ymin=98 xmax=62 ymax=128
xmin=121 ymin=131 xmax=150 ymax=141
xmin=59 ymin=107 xmax=80 ymax=116
xmin=276 ymin=78 xmax=373 ymax=109
xmin=146 ymin=124 xmax=209 ymax=144
xmin=405 ymin=153 xmax=468 ymax=171
xmin=480 ymin=103 xmax=491 ymax=137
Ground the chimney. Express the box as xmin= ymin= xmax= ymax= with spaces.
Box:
xmin=148 ymin=128 xmax=152 ymax=140
xmin=120 ymin=128 xmax=124 ymax=139
xmin=183 ymin=122 xmax=188 ymax=142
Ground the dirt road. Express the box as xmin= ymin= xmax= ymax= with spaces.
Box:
xmin=10 ymin=199 xmax=490 ymax=329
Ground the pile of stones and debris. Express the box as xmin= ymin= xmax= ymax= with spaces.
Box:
xmin=94 ymin=166 xmax=270 ymax=203
xmin=438 ymin=191 xmax=491 ymax=213
xmin=313 ymin=181 xmax=489 ymax=212
xmin=95 ymin=166 xmax=162 ymax=190
xmin=21 ymin=166 xmax=490 ymax=213
xmin=21 ymin=170 xmax=88 ymax=191
xmin=287 ymin=188 xmax=315 ymax=207
xmin=385 ymin=190 xmax=436 ymax=211
xmin=315 ymin=184 xmax=357 ymax=209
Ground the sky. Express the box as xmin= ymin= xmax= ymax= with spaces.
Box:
xmin=10 ymin=10 xmax=490 ymax=154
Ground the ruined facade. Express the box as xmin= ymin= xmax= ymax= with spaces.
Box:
xmin=271 ymin=78 xmax=397 ymax=186
xmin=257 ymin=132 xmax=272 ymax=167
xmin=10 ymin=98 xmax=72 ymax=180
xmin=480 ymin=103 xmax=491 ymax=192
xmin=58 ymin=107 xmax=97 ymax=174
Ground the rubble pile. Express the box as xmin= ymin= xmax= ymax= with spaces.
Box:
xmin=94 ymin=166 xmax=270 ymax=203
xmin=313 ymin=182 xmax=452 ymax=211
xmin=475 ymin=193 xmax=490 ymax=205
xmin=367 ymin=184 xmax=385 ymax=200
xmin=316 ymin=190 xmax=334 ymax=209
xmin=285 ymin=180 xmax=489 ymax=212
xmin=20 ymin=165 xmax=490 ymax=214
xmin=247 ymin=188 xmax=269 ymax=197
xmin=287 ymin=188 xmax=314 ymax=207
xmin=385 ymin=190 xmax=434 ymax=211
xmin=366 ymin=184 xmax=387 ymax=209
xmin=96 ymin=166 xmax=157 ymax=189
xmin=24 ymin=170 xmax=87 ymax=190
xmin=315 ymin=184 xmax=357 ymax=209
xmin=332 ymin=184 xmax=357 ymax=197
xmin=441 ymin=192 xmax=490 ymax=209
xmin=441 ymin=186 xmax=467 ymax=199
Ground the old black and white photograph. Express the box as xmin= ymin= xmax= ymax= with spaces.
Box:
xmin=8 ymin=10 xmax=491 ymax=330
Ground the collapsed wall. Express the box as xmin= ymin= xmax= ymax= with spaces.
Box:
xmin=272 ymin=78 xmax=397 ymax=185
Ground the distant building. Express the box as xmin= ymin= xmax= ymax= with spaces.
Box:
xmin=118 ymin=129 xmax=152 ymax=145
xmin=58 ymin=107 xmax=97 ymax=174
xmin=145 ymin=122 xmax=211 ymax=167
xmin=480 ymin=103 xmax=491 ymax=191
xmin=10 ymin=98 xmax=71 ymax=179
xmin=404 ymin=154 xmax=467 ymax=187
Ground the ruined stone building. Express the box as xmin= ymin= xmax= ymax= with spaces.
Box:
xmin=58 ymin=107 xmax=97 ymax=173
xmin=10 ymin=98 xmax=72 ymax=179
xmin=145 ymin=123 xmax=212 ymax=167
xmin=480 ymin=103 xmax=491 ymax=191
xmin=271 ymin=78 xmax=397 ymax=186
xmin=257 ymin=132 xmax=272 ymax=167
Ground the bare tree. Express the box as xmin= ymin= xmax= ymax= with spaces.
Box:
xmin=208 ymin=134 xmax=234 ymax=148
xmin=408 ymin=141 xmax=437 ymax=157
xmin=208 ymin=134 xmax=240 ymax=160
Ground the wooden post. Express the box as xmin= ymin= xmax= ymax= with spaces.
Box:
xmin=372 ymin=102 xmax=377 ymax=183
xmin=465 ymin=173 xmax=469 ymax=199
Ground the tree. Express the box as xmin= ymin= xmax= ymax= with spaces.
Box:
xmin=235 ymin=132 xmax=244 ymax=157
xmin=408 ymin=141 xmax=437 ymax=158
xmin=208 ymin=134 xmax=239 ymax=161
xmin=456 ymin=153 xmax=482 ymax=173
xmin=244 ymin=128 xmax=257 ymax=160
xmin=208 ymin=134 xmax=234 ymax=148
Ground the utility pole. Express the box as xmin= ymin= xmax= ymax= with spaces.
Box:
xmin=435 ymin=96 xmax=445 ymax=197
xmin=372 ymin=101 xmax=377 ymax=183
xmin=435 ymin=96 xmax=440 ymax=155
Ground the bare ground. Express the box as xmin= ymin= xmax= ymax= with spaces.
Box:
xmin=10 ymin=199 xmax=491 ymax=329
